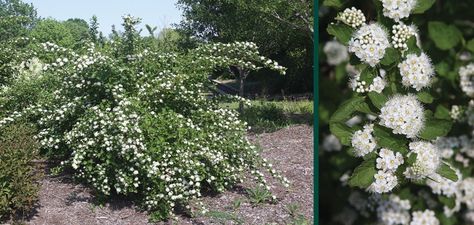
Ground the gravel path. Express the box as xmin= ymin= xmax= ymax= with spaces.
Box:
xmin=25 ymin=125 xmax=313 ymax=225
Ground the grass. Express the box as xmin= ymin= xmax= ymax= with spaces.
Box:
xmin=205 ymin=210 xmax=244 ymax=224
xmin=220 ymin=100 xmax=313 ymax=133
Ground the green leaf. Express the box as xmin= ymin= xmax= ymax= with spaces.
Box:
xmin=428 ymin=21 xmax=462 ymax=50
xmin=434 ymin=105 xmax=451 ymax=120
xmin=406 ymin=36 xmax=420 ymax=54
xmin=437 ymin=163 xmax=458 ymax=182
xmin=329 ymin=122 xmax=353 ymax=146
xmin=467 ymin=39 xmax=474 ymax=53
xmin=359 ymin=67 xmax=376 ymax=83
xmin=349 ymin=53 xmax=361 ymax=65
xmin=348 ymin=156 xmax=377 ymax=189
xmin=327 ymin=23 xmax=354 ymax=44
xmin=438 ymin=195 xmax=456 ymax=209
xmin=419 ymin=114 xmax=452 ymax=140
xmin=329 ymin=96 xmax=370 ymax=123
xmin=373 ymin=125 xmax=409 ymax=154
xmin=368 ymin=92 xmax=387 ymax=109
xmin=407 ymin=153 xmax=417 ymax=165
xmin=380 ymin=47 xmax=400 ymax=66
xmin=323 ymin=0 xmax=345 ymax=8
xmin=435 ymin=62 xmax=450 ymax=77
xmin=417 ymin=91 xmax=434 ymax=103
xmin=412 ymin=0 xmax=436 ymax=14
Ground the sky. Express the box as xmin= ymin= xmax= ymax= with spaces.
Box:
xmin=23 ymin=0 xmax=183 ymax=36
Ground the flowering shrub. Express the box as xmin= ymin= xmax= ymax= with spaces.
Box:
xmin=323 ymin=0 xmax=474 ymax=224
xmin=0 ymin=16 xmax=288 ymax=220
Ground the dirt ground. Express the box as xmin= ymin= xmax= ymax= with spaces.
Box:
xmin=22 ymin=125 xmax=313 ymax=225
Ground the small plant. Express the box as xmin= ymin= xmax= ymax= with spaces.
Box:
xmin=246 ymin=185 xmax=274 ymax=204
xmin=205 ymin=210 xmax=244 ymax=225
xmin=0 ymin=122 xmax=40 ymax=221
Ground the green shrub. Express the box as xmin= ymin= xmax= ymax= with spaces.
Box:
xmin=0 ymin=16 xmax=289 ymax=220
xmin=0 ymin=123 xmax=40 ymax=221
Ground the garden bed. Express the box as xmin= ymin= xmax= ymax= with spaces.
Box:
xmin=24 ymin=125 xmax=313 ymax=225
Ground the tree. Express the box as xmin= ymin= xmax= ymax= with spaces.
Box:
xmin=29 ymin=18 xmax=75 ymax=48
xmin=177 ymin=0 xmax=314 ymax=93
xmin=0 ymin=0 xmax=37 ymax=41
xmin=64 ymin=18 xmax=90 ymax=44
xmin=89 ymin=15 xmax=99 ymax=43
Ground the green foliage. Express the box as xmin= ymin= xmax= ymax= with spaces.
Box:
xmin=222 ymin=100 xmax=313 ymax=133
xmin=327 ymin=23 xmax=353 ymax=44
xmin=428 ymin=21 xmax=463 ymax=50
xmin=246 ymin=185 xmax=273 ymax=204
xmin=0 ymin=123 xmax=40 ymax=221
xmin=348 ymin=155 xmax=376 ymax=189
xmin=29 ymin=19 xmax=75 ymax=48
xmin=177 ymin=0 xmax=313 ymax=93
xmin=419 ymin=115 xmax=453 ymax=140
xmin=412 ymin=0 xmax=436 ymax=14
xmin=437 ymin=163 xmax=458 ymax=182
xmin=0 ymin=0 xmax=37 ymax=41
xmin=0 ymin=16 xmax=289 ymax=221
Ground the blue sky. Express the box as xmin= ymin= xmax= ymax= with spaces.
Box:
xmin=23 ymin=0 xmax=183 ymax=36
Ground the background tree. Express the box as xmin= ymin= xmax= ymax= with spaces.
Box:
xmin=29 ymin=18 xmax=75 ymax=48
xmin=0 ymin=0 xmax=37 ymax=41
xmin=176 ymin=0 xmax=314 ymax=94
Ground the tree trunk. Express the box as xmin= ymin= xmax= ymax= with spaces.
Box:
xmin=238 ymin=69 xmax=245 ymax=113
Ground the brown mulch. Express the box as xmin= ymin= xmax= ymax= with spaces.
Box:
xmin=23 ymin=125 xmax=313 ymax=225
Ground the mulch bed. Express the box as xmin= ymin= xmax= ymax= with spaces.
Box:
xmin=23 ymin=125 xmax=313 ymax=225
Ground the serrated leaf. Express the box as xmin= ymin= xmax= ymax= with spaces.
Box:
xmin=329 ymin=122 xmax=353 ymax=146
xmin=348 ymin=156 xmax=376 ymax=189
xmin=330 ymin=96 xmax=370 ymax=123
xmin=412 ymin=0 xmax=436 ymax=14
xmin=327 ymin=23 xmax=354 ymax=44
xmin=437 ymin=163 xmax=458 ymax=182
xmin=467 ymin=39 xmax=474 ymax=53
xmin=380 ymin=47 xmax=400 ymax=66
xmin=406 ymin=36 xmax=420 ymax=54
xmin=419 ymin=114 xmax=452 ymax=140
xmin=373 ymin=125 xmax=408 ymax=154
xmin=438 ymin=195 xmax=456 ymax=209
xmin=407 ymin=152 xmax=417 ymax=165
xmin=434 ymin=105 xmax=451 ymax=120
xmin=368 ymin=92 xmax=387 ymax=109
xmin=428 ymin=21 xmax=462 ymax=50
xmin=417 ymin=91 xmax=434 ymax=103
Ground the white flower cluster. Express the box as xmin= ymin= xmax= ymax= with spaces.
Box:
xmin=336 ymin=7 xmax=366 ymax=28
xmin=348 ymin=23 xmax=390 ymax=67
xmin=450 ymin=105 xmax=463 ymax=120
xmin=0 ymin=38 xmax=290 ymax=219
xmin=370 ymin=169 xmax=398 ymax=193
xmin=409 ymin=210 xmax=439 ymax=225
xmin=379 ymin=94 xmax=424 ymax=138
xmin=459 ymin=63 xmax=474 ymax=97
xmin=370 ymin=149 xmax=403 ymax=193
xmin=376 ymin=194 xmax=411 ymax=225
xmin=398 ymin=53 xmax=435 ymax=91
xmin=349 ymin=71 xmax=386 ymax=93
xmin=460 ymin=178 xmax=474 ymax=210
xmin=323 ymin=40 xmax=349 ymax=65
xmin=376 ymin=148 xmax=404 ymax=172
xmin=380 ymin=0 xmax=416 ymax=21
xmin=404 ymin=141 xmax=440 ymax=180
xmin=426 ymin=172 xmax=461 ymax=198
xmin=391 ymin=23 xmax=416 ymax=51
xmin=351 ymin=124 xmax=377 ymax=157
